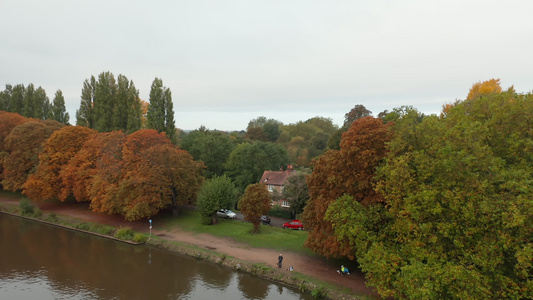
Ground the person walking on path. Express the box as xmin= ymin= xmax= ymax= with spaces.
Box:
xmin=278 ymin=254 xmax=283 ymax=268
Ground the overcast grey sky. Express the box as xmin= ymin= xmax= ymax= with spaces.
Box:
xmin=1 ymin=1 xmax=532 ymax=131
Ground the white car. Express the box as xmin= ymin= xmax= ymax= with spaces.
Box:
xmin=216 ymin=209 xmax=237 ymax=219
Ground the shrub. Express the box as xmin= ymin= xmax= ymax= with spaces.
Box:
xmin=114 ymin=227 xmax=134 ymax=240
xmin=46 ymin=212 xmax=58 ymax=223
xmin=298 ymin=280 xmax=308 ymax=293
xmin=268 ymin=204 xmax=291 ymax=219
xmin=75 ymin=223 xmax=91 ymax=231
xmin=133 ymin=233 xmax=148 ymax=243
xmin=33 ymin=206 xmax=42 ymax=218
xmin=311 ymin=285 xmax=327 ymax=299
xmin=89 ymin=224 xmax=114 ymax=235
xmin=19 ymin=198 xmax=34 ymax=216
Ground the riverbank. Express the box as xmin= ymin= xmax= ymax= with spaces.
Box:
xmin=0 ymin=194 xmax=380 ymax=300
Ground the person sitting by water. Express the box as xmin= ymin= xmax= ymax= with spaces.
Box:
xmin=337 ymin=265 xmax=350 ymax=276
xmin=341 ymin=265 xmax=349 ymax=275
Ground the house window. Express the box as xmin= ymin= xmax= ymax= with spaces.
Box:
xmin=268 ymin=185 xmax=274 ymax=192
xmin=282 ymin=200 xmax=290 ymax=207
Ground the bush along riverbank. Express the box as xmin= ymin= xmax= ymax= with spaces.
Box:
xmin=2 ymin=197 xmax=147 ymax=245
xmin=0 ymin=198 xmax=360 ymax=300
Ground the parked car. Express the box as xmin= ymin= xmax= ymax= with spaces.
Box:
xmin=260 ymin=215 xmax=271 ymax=225
xmin=283 ymin=220 xmax=304 ymax=230
xmin=216 ymin=209 xmax=237 ymax=219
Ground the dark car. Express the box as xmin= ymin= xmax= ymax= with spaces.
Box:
xmin=260 ymin=215 xmax=271 ymax=225
xmin=283 ymin=220 xmax=304 ymax=230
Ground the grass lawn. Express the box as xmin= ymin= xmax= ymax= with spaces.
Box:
xmin=155 ymin=207 xmax=316 ymax=257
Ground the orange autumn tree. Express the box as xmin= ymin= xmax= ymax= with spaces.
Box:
xmin=59 ymin=130 xmax=117 ymax=203
xmin=85 ymin=131 xmax=127 ymax=214
xmin=302 ymin=116 xmax=392 ymax=259
xmin=116 ymin=142 xmax=204 ymax=220
xmin=22 ymin=125 xmax=96 ymax=201
xmin=85 ymin=129 xmax=203 ymax=220
xmin=442 ymin=78 xmax=505 ymax=118
xmin=3 ymin=120 xmax=65 ymax=192
xmin=0 ymin=111 xmax=32 ymax=184
xmin=238 ymin=183 xmax=271 ymax=233
xmin=466 ymin=78 xmax=502 ymax=100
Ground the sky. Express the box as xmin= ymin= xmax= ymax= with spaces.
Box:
xmin=1 ymin=1 xmax=532 ymax=131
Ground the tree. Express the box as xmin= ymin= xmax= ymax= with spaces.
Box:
xmin=60 ymin=131 xmax=123 ymax=203
xmin=238 ymin=183 xmax=271 ymax=233
xmin=0 ymin=84 xmax=12 ymax=111
xmin=0 ymin=111 xmax=30 ymax=183
xmin=10 ymin=84 xmax=25 ymax=115
xmin=279 ymin=117 xmax=337 ymax=166
xmin=146 ymin=78 xmax=176 ymax=143
xmin=22 ymin=84 xmax=35 ymax=118
xmin=225 ymin=141 xmax=290 ymax=192
xmin=466 ymin=78 xmax=502 ymax=100
xmin=50 ymin=90 xmax=70 ymax=124
xmin=328 ymin=104 xmax=372 ymax=150
xmin=325 ymin=89 xmax=533 ymax=298
xmin=281 ymin=170 xmax=310 ymax=219
xmin=303 ymin=117 xmax=392 ymax=259
xmin=93 ymin=72 xmax=116 ymax=132
xmin=197 ymin=175 xmax=237 ymax=224
xmin=116 ymin=142 xmax=204 ymax=221
xmin=22 ymin=125 xmax=95 ymax=201
xmin=246 ymin=116 xmax=282 ymax=142
xmin=114 ymin=74 xmax=141 ymax=133
xmin=34 ymin=86 xmax=50 ymax=120
xmin=85 ymin=131 xmax=127 ymax=214
xmin=2 ymin=120 xmax=65 ymax=191
xmin=180 ymin=128 xmax=236 ymax=178
xmin=76 ymin=76 xmax=96 ymax=128
xmin=77 ymin=72 xmax=142 ymax=133
xmin=343 ymin=104 xmax=372 ymax=128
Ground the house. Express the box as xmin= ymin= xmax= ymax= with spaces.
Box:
xmin=259 ymin=165 xmax=296 ymax=208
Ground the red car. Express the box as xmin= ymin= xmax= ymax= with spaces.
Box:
xmin=283 ymin=220 xmax=304 ymax=230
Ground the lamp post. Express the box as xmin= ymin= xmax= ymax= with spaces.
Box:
xmin=149 ymin=219 xmax=152 ymax=239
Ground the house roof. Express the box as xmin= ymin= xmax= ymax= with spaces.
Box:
xmin=260 ymin=169 xmax=296 ymax=186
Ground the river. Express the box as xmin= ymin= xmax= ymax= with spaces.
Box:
xmin=0 ymin=213 xmax=312 ymax=299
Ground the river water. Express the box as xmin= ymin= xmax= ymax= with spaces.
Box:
xmin=0 ymin=213 xmax=312 ymax=299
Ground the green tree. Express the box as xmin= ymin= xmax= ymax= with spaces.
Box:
xmin=326 ymin=90 xmax=533 ymax=298
xmin=197 ymin=175 xmax=237 ymax=224
xmin=279 ymin=117 xmax=337 ymax=167
xmin=76 ymin=76 xmax=96 ymax=128
xmin=10 ymin=84 xmax=25 ymax=115
xmin=246 ymin=116 xmax=282 ymax=142
xmin=22 ymin=84 xmax=35 ymax=118
xmin=0 ymin=84 xmax=12 ymax=111
xmin=146 ymin=78 xmax=176 ymax=143
xmin=225 ymin=141 xmax=290 ymax=192
xmin=180 ymin=128 xmax=236 ymax=178
xmin=50 ymin=90 xmax=70 ymax=124
xmin=281 ymin=170 xmax=310 ymax=219
xmin=93 ymin=72 xmax=116 ymax=132
xmin=76 ymin=72 xmax=142 ymax=133
xmin=238 ymin=183 xmax=271 ymax=233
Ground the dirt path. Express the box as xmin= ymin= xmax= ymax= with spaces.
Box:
xmin=2 ymin=197 xmax=381 ymax=299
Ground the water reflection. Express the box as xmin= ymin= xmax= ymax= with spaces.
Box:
xmin=0 ymin=214 xmax=312 ymax=299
